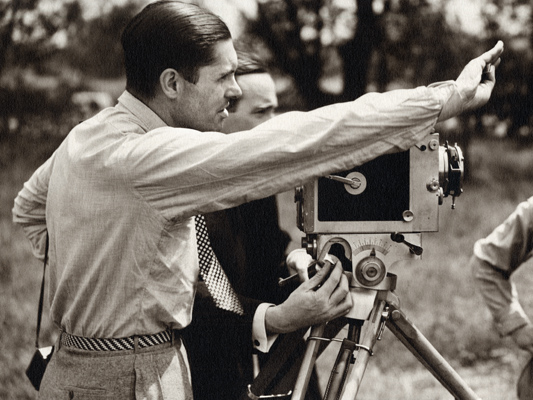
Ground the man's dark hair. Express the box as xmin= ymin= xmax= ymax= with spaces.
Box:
xmin=234 ymin=49 xmax=268 ymax=77
xmin=227 ymin=44 xmax=270 ymax=113
xmin=121 ymin=1 xmax=232 ymax=99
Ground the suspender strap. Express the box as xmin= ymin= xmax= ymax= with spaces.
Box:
xmin=35 ymin=234 xmax=49 ymax=349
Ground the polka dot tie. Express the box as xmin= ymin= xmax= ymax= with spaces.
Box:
xmin=195 ymin=215 xmax=244 ymax=315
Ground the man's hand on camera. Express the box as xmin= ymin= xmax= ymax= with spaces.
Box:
xmin=438 ymin=40 xmax=504 ymax=122
xmin=265 ymin=257 xmax=353 ymax=335
xmin=511 ymin=324 xmax=533 ymax=354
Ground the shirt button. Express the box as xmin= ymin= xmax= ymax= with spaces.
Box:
xmin=254 ymin=340 xmax=260 ymax=347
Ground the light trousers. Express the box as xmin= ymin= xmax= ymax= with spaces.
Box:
xmin=38 ymin=334 xmax=193 ymax=400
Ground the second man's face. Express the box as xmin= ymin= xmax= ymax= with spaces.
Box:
xmin=221 ymin=72 xmax=278 ymax=134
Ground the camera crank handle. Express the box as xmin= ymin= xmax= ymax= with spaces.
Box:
xmin=390 ymin=233 xmax=423 ymax=256
xmin=326 ymin=174 xmax=362 ymax=189
xmin=278 ymin=264 xmax=318 ymax=287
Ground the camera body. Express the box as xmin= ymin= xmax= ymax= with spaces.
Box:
xmin=296 ymin=132 xmax=462 ymax=235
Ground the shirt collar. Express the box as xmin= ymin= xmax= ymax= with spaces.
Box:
xmin=117 ymin=90 xmax=168 ymax=132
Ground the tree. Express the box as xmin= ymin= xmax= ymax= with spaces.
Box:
xmin=248 ymin=0 xmax=381 ymax=110
xmin=0 ymin=0 xmax=145 ymax=144
xmin=0 ymin=0 xmax=84 ymax=75
xmin=481 ymin=0 xmax=533 ymax=142
xmin=232 ymin=0 xmax=479 ymax=113
xmin=64 ymin=2 xmax=142 ymax=78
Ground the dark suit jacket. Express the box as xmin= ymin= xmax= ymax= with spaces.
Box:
xmin=181 ymin=196 xmax=321 ymax=399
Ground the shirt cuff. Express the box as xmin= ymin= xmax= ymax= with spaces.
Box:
xmin=252 ymin=303 xmax=279 ymax=353
xmin=427 ymin=80 xmax=462 ymax=122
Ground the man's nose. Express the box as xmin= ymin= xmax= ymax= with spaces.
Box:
xmin=227 ymin=76 xmax=242 ymax=99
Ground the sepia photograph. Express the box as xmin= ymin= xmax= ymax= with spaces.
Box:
xmin=1 ymin=1 xmax=532 ymax=399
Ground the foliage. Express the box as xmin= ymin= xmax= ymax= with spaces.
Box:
xmin=235 ymin=0 xmax=483 ymax=115
xmin=223 ymin=0 xmax=533 ymax=144
xmin=245 ymin=0 xmax=381 ymax=110
xmin=0 ymin=0 xmax=146 ymax=75
xmin=0 ymin=1 xmax=143 ymax=145
xmin=2 ymin=0 xmax=533 ymax=142
xmin=60 ymin=2 xmax=142 ymax=77
xmin=481 ymin=0 xmax=533 ymax=142
xmin=0 ymin=0 xmax=83 ymax=74
xmin=378 ymin=0 xmax=474 ymax=88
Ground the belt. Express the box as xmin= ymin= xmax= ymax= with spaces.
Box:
xmin=60 ymin=329 xmax=178 ymax=351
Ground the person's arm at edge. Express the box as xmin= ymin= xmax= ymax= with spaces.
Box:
xmin=470 ymin=255 xmax=530 ymax=336
xmin=471 ymin=196 xmax=533 ymax=352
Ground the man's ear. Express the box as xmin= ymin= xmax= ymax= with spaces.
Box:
xmin=159 ymin=68 xmax=182 ymax=99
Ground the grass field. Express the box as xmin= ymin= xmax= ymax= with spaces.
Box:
xmin=2 ymin=136 xmax=533 ymax=399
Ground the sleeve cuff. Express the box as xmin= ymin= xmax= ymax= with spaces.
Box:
xmin=427 ymin=80 xmax=462 ymax=122
xmin=252 ymin=303 xmax=279 ymax=353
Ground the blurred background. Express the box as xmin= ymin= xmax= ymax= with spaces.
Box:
xmin=2 ymin=0 xmax=533 ymax=398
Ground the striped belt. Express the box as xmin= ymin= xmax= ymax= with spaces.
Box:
xmin=60 ymin=329 xmax=177 ymax=351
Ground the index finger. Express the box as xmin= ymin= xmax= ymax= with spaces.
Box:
xmin=314 ymin=258 xmax=344 ymax=295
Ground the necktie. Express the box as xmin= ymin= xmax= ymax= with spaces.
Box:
xmin=195 ymin=214 xmax=244 ymax=315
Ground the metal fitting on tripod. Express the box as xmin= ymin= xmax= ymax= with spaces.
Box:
xmin=246 ymin=386 xmax=292 ymax=399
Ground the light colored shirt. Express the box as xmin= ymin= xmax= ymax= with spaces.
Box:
xmin=13 ymin=84 xmax=459 ymax=339
xmin=473 ymin=197 xmax=533 ymax=336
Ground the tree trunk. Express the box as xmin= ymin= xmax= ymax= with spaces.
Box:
xmin=338 ymin=0 xmax=379 ymax=101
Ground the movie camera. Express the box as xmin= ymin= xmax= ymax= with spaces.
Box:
xmin=283 ymin=132 xmax=482 ymax=400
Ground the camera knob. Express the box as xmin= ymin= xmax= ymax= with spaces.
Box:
xmin=355 ymin=253 xmax=386 ymax=287
xmin=301 ymin=235 xmax=317 ymax=259
xmin=426 ymin=178 xmax=439 ymax=193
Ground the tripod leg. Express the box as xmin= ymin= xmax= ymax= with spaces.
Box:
xmin=385 ymin=305 xmax=481 ymax=400
xmin=291 ymin=324 xmax=326 ymax=400
xmin=323 ymin=322 xmax=362 ymax=400
xmin=337 ymin=299 xmax=387 ymax=400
